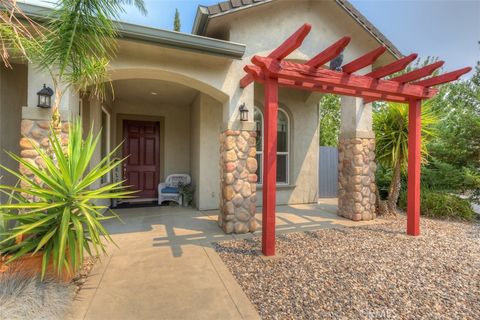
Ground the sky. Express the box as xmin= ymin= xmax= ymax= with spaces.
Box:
xmin=25 ymin=0 xmax=480 ymax=77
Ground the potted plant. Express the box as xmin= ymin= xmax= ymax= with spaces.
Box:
xmin=0 ymin=120 xmax=135 ymax=280
xmin=178 ymin=183 xmax=195 ymax=207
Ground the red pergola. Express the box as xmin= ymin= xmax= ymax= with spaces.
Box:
xmin=240 ymin=24 xmax=471 ymax=256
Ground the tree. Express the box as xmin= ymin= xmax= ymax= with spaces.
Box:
xmin=429 ymin=65 xmax=480 ymax=168
xmin=173 ymin=8 xmax=181 ymax=32
xmin=373 ymin=101 xmax=438 ymax=215
xmin=319 ymin=94 xmax=340 ymax=146
xmin=36 ymin=0 xmax=147 ymax=129
xmin=0 ymin=0 xmax=44 ymax=67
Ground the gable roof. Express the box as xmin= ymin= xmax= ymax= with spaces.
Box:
xmin=192 ymin=0 xmax=403 ymax=59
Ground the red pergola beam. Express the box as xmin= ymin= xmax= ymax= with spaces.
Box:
xmin=305 ymin=36 xmax=351 ymax=67
xmin=413 ymin=67 xmax=472 ymax=87
xmin=251 ymin=56 xmax=437 ymax=100
xmin=341 ymin=46 xmax=386 ymax=74
xmin=240 ymin=23 xmax=312 ymax=88
xmin=244 ymin=65 xmax=411 ymax=102
xmin=389 ymin=61 xmax=445 ymax=84
xmin=365 ymin=53 xmax=418 ymax=79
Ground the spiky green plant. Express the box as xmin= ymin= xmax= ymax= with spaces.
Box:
xmin=373 ymin=100 xmax=438 ymax=214
xmin=0 ymin=119 xmax=134 ymax=279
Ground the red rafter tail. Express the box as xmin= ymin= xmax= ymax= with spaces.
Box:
xmin=390 ymin=61 xmax=445 ymax=84
xmin=342 ymin=46 xmax=387 ymax=74
xmin=240 ymin=74 xmax=254 ymax=88
xmin=366 ymin=53 xmax=418 ymax=79
xmin=305 ymin=36 xmax=351 ymax=67
xmin=244 ymin=65 xmax=263 ymax=79
xmin=269 ymin=23 xmax=311 ymax=60
xmin=413 ymin=67 xmax=472 ymax=87
xmin=240 ymin=24 xmax=311 ymax=88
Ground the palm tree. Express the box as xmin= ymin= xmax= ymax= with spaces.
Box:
xmin=373 ymin=100 xmax=438 ymax=215
xmin=35 ymin=0 xmax=147 ymax=128
xmin=0 ymin=0 xmax=44 ymax=67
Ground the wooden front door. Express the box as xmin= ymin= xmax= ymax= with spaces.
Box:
xmin=123 ymin=120 xmax=160 ymax=199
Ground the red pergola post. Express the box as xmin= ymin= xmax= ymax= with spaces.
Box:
xmin=407 ymin=99 xmax=421 ymax=236
xmin=262 ymin=77 xmax=278 ymax=255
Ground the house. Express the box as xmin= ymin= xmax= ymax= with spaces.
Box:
xmin=0 ymin=0 xmax=401 ymax=234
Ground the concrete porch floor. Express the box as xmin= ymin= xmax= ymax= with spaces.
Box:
xmin=67 ymin=199 xmax=382 ymax=320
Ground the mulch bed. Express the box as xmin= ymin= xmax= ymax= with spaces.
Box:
xmin=214 ymin=217 xmax=480 ymax=319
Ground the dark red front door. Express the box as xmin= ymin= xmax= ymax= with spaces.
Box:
xmin=123 ymin=120 xmax=160 ymax=199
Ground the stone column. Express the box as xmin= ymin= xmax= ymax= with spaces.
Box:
xmin=337 ymin=97 xmax=376 ymax=221
xmin=19 ymin=112 xmax=71 ymax=198
xmin=218 ymin=129 xmax=258 ymax=234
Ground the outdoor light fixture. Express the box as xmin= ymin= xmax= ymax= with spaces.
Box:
xmin=239 ymin=103 xmax=248 ymax=121
xmin=37 ymin=84 xmax=54 ymax=108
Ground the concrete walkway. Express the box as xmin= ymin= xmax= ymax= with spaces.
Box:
xmin=67 ymin=199 xmax=381 ymax=320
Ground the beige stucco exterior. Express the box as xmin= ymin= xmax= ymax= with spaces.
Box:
xmin=8 ymin=0 xmax=395 ymax=216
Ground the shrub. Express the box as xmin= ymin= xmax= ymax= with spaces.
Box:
xmin=399 ymin=189 xmax=476 ymax=221
xmin=0 ymin=269 xmax=74 ymax=320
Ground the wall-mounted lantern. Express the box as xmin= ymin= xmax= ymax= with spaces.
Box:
xmin=37 ymin=84 xmax=54 ymax=108
xmin=239 ymin=103 xmax=248 ymax=121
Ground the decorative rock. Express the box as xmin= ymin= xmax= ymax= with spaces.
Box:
xmin=19 ymin=137 xmax=36 ymax=150
xmin=225 ymin=201 xmax=234 ymax=215
xmin=248 ymin=219 xmax=257 ymax=232
xmin=234 ymin=222 xmax=249 ymax=234
xmin=246 ymin=157 xmax=257 ymax=172
xmin=225 ymin=173 xmax=234 ymax=185
xmin=225 ymin=136 xmax=236 ymax=150
xmin=235 ymin=208 xmax=251 ymax=222
xmin=223 ymin=186 xmax=235 ymax=201
xmin=240 ymin=183 xmax=252 ymax=198
xmin=36 ymin=120 xmax=50 ymax=130
xmin=20 ymin=149 xmax=38 ymax=158
xmin=21 ymin=120 xmax=34 ymax=136
xmin=224 ymin=221 xmax=234 ymax=234
xmin=225 ymin=149 xmax=237 ymax=162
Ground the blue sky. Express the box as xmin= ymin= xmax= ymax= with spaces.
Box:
xmin=26 ymin=0 xmax=479 ymax=76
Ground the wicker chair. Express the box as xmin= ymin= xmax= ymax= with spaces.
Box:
xmin=158 ymin=174 xmax=191 ymax=205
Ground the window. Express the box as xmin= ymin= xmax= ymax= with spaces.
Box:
xmin=254 ymin=106 xmax=290 ymax=185
xmin=100 ymin=107 xmax=111 ymax=184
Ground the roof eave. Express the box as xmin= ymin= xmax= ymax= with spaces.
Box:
xmin=12 ymin=3 xmax=246 ymax=59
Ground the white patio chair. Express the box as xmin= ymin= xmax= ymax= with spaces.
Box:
xmin=158 ymin=174 xmax=191 ymax=205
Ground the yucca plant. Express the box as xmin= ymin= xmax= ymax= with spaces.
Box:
xmin=0 ymin=119 xmax=135 ymax=279
xmin=373 ymin=100 xmax=438 ymax=215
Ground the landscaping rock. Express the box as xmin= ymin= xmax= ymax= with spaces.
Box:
xmin=215 ymin=217 xmax=480 ymax=319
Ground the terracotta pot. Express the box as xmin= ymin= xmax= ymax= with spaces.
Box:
xmin=0 ymin=252 xmax=74 ymax=282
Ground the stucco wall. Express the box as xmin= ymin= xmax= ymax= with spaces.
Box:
xmin=0 ymin=64 xmax=27 ymax=203
xmin=254 ymin=85 xmax=319 ymax=206
xmin=190 ymin=94 xmax=201 ymax=207
xmin=197 ymin=93 xmax=222 ymax=210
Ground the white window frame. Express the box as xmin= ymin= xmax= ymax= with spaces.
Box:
xmin=254 ymin=106 xmax=290 ymax=186
xmin=100 ymin=106 xmax=111 ymax=185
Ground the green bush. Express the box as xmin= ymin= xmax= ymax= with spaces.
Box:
xmin=399 ymin=189 xmax=476 ymax=221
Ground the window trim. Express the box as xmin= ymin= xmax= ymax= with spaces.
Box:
xmin=254 ymin=106 xmax=290 ymax=186
xmin=100 ymin=106 xmax=111 ymax=185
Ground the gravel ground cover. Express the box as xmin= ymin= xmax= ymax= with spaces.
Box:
xmin=214 ymin=217 xmax=480 ymax=319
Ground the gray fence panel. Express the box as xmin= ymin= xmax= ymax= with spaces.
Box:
xmin=319 ymin=146 xmax=338 ymax=198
